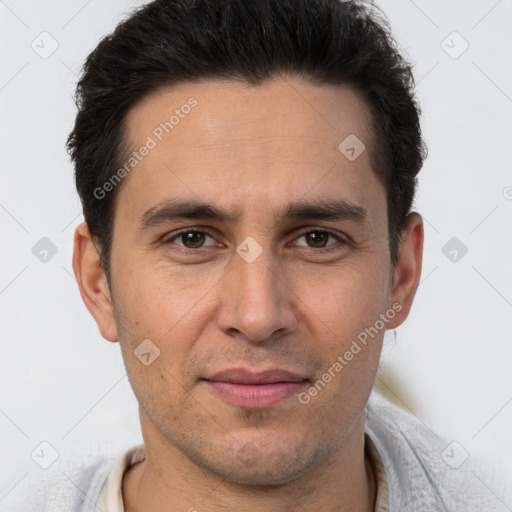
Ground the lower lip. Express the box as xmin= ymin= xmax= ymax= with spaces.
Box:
xmin=204 ymin=380 xmax=308 ymax=409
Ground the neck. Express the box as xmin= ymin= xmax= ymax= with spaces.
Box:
xmin=123 ymin=414 xmax=376 ymax=512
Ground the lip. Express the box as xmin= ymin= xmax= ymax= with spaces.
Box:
xmin=202 ymin=368 xmax=309 ymax=409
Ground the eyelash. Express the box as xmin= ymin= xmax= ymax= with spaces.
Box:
xmin=163 ymin=227 xmax=348 ymax=254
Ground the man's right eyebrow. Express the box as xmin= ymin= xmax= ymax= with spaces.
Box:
xmin=139 ymin=199 xmax=240 ymax=230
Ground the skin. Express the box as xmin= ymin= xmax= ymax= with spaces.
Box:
xmin=73 ymin=77 xmax=423 ymax=512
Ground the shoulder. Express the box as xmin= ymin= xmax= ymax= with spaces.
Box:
xmin=3 ymin=451 xmax=115 ymax=512
xmin=365 ymin=391 xmax=506 ymax=512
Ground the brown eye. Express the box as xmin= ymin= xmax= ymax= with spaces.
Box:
xmin=168 ymin=230 xmax=217 ymax=249
xmin=295 ymin=230 xmax=341 ymax=249
xmin=182 ymin=231 xmax=206 ymax=248
xmin=305 ymin=231 xmax=329 ymax=247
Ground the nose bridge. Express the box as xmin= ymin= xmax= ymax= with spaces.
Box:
xmin=233 ymin=241 xmax=281 ymax=310
xmin=218 ymin=239 xmax=296 ymax=342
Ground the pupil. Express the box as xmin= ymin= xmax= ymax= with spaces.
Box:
xmin=307 ymin=232 xmax=327 ymax=247
xmin=184 ymin=232 xmax=204 ymax=248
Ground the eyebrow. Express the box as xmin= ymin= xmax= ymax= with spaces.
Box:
xmin=139 ymin=197 xmax=369 ymax=230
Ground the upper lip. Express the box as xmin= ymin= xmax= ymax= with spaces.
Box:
xmin=203 ymin=368 xmax=309 ymax=384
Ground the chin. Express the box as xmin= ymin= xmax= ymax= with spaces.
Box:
xmin=190 ymin=439 xmax=328 ymax=488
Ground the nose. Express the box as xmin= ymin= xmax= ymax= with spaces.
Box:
xmin=216 ymin=247 xmax=298 ymax=344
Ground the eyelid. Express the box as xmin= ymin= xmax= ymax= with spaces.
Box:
xmin=294 ymin=226 xmax=347 ymax=239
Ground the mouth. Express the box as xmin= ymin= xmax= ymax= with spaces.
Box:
xmin=202 ymin=368 xmax=309 ymax=409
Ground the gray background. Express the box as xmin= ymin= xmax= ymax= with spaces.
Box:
xmin=1 ymin=0 xmax=511 ymax=506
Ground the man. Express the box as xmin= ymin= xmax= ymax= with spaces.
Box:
xmin=17 ymin=0 xmax=503 ymax=510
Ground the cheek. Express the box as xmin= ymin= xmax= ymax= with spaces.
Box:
xmin=290 ymin=261 xmax=388 ymax=392
xmin=292 ymin=257 xmax=390 ymax=330
xmin=110 ymin=263 xmax=217 ymax=401
xmin=112 ymin=256 xmax=219 ymax=341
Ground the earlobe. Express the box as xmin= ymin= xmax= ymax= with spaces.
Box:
xmin=72 ymin=222 xmax=119 ymax=342
xmin=386 ymin=213 xmax=424 ymax=330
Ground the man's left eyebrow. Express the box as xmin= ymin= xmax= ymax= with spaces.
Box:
xmin=139 ymin=197 xmax=370 ymax=230
xmin=276 ymin=199 xmax=370 ymax=226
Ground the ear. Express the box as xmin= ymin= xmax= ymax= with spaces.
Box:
xmin=385 ymin=213 xmax=424 ymax=329
xmin=72 ymin=222 xmax=118 ymax=342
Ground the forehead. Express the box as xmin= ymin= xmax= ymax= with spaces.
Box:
xmin=125 ymin=77 xmax=375 ymax=153
xmin=118 ymin=77 xmax=384 ymax=222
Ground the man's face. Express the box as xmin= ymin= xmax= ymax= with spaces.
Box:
xmin=100 ymin=78 xmax=400 ymax=484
